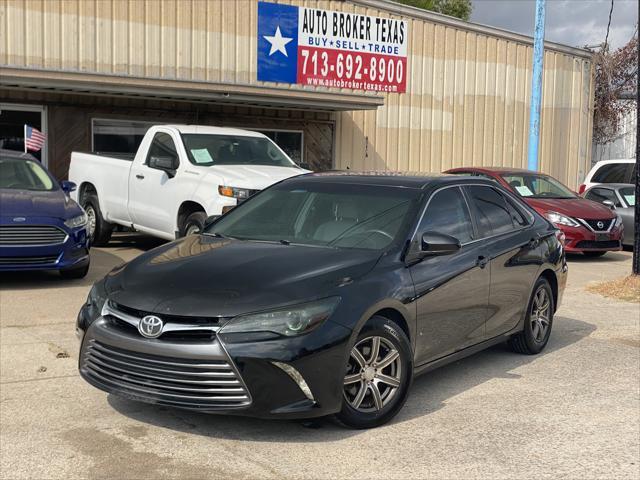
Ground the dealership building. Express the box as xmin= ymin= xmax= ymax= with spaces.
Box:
xmin=0 ymin=0 xmax=594 ymax=187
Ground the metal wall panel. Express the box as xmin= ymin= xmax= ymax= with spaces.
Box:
xmin=0 ymin=0 xmax=594 ymax=187
xmin=334 ymin=1 xmax=594 ymax=187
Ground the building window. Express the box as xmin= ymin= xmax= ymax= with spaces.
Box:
xmin=92 ymin=119 xmax=157 ymax=154
xmin=0 ymin=103 xmax=47 ymax=165
xmin=259 ymin=130 xmax=303 ymax=164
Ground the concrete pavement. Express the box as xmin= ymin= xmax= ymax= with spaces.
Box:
xmin=1 ymin=235 xmax=639 ymax=479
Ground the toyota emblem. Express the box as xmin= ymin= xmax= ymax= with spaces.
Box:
xmin=138 ymin=315 xmax=164 ymax=338
xmin=596 ymin=221 xmax=604 ymax=229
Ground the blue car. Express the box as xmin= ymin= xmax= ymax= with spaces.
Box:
xmin=0 ymin=149 xmax=90 ymax=278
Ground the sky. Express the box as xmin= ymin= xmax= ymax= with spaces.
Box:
xmin=471 ymin=0 xmax=638 ymax=50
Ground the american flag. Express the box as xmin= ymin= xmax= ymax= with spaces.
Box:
xmin=24 ymin=125 xmax=46 ymax=152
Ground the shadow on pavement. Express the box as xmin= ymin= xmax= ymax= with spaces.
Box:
xmin=108 ymin=315 xmax=596 ymax=441
xmin=566 ymin=251 xmax=629 ymax=263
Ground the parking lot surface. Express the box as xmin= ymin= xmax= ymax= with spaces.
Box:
xmin=1 ymin=235 xmax=639 ymax=479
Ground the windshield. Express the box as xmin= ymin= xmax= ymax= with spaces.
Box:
xmin=502 ymin=174 xmax=575 ymax=199
xmin=205 ymin=183 xmax=418 ymax=250
xmin=182 ymin=134 xmax=297 ymax=168
xmin=620 ymin=187 xmax=635 ymax=206
xmin=0 ymin=157 xmax=55 ymax=191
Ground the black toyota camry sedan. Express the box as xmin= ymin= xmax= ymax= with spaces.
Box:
xmin=77 ymin=172 xmax=567 ymax=428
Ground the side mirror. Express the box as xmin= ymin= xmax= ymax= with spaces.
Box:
xmin=148 ymin=156 xmax=178 ymax=177
xmin=299 ymin=162 xmax=312 ymax=171
xmin=61 ymin=180 xmax=77 ymax=194
xmin=203 ymin=215 xmax=221 ymax=230
xmin=421 ymin=232 xmax=462 ymax=256
xmin=602 ymin=200 xmax=616 ymax=210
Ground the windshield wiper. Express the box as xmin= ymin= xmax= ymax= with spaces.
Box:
xmin=203 ymin=232 xmax=236 ymax=240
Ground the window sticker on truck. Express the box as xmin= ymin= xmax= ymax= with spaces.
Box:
xmin=191 ymin=148 xmax=214 ymax=164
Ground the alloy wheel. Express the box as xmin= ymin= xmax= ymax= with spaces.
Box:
xmin=531 ymin=286 xmax=551 ymax=342
xmin=185 ymin=224 xmax=201 ymax=236
xmin=343 ymin=336 xmax=402 ymax=412
xmin=85 ymin=205 xmax=96 ymax=239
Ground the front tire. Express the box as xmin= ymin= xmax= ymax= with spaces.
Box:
xmin=509 ymin=277 xmax=554 ymax=355
xmin=335 ymin=315 xmax=413 ymax=429
xmin=82 ymin=193 xmax=113 ymax=246
xmin=60 ymin=262 xmax=89 ymax=279
xmin=180 ymin=211 xmax=207 ymax=237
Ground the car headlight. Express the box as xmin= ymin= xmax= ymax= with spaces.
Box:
xmin=544 ymin=211 xmax=580 ymax=227
xmin=613 ymin=215 xmax=623 ymax=228
xmin=78 ymin=281 xmax=108 ymax=332
xmin=65 ymin=212 xmax=88 ymax=228
xmin=218 ymin=186 xmax=251 ymax=200
xmin=219 ymin=297 xmax=340 ymax=337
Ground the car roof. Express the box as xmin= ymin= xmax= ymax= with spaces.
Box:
xmin=164 ymin=125 xmax=266 ymax=137
xmin=284 ymin=171 xmax=497 ymax=189
xmin=586 ymin=183 xmax=635 ymax=190
xmin=447 ymin=166 xmax=545 ymax=176
xmin=592 ymin=158 xmax=635 ymax=166
xmin=0 ymin=149 xmax=38 ymax=161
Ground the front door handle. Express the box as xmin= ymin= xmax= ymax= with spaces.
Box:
xmin=476 ymin=255 xmax=489 ymax=269
xmin=135 ymin=174 xmax=144 ymax=180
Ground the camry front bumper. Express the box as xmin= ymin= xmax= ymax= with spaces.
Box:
xmin=78 ymin=312 xmax=353 ymax=419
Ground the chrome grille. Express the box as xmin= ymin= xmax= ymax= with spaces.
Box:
xmin=82 ymin=340 xmax=250 ymax=408
xmin=0 ymin=255 xmax=59 ymax=265
xmin=0 ymin=225 xmax=67 ymax=246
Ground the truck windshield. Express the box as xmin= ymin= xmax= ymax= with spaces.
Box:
xmin=0 ymin=157 xmax=55 ymax=191
xmin=205 ymin=183 xmax=418 ymax=251
xmin=182 ymin=134 xmax=297 ymax=168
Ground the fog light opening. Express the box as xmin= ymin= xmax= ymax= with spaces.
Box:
xmin=272 ymin=361 xmax=316 ymax=403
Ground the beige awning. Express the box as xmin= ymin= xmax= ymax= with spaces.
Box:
xmin=0 ymin=68 xmax=384 ymax=112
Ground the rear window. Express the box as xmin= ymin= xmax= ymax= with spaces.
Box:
xmin=592 ymin=163 xmax=629 ymax=183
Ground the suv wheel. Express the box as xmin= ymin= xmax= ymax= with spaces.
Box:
xmin=335 ymin=315 xmax=413 ymax=429
xmin=510 ymin=277 xmax=554 ymax=354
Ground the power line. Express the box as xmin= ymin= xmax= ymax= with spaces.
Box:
xmin=604 ymin=0 xmax=614 ymax=50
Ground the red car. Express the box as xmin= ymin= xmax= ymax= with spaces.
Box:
xmin=445 ymin=167 xmax=623 ymax=257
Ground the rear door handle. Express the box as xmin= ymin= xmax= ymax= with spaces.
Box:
xmin=135 ymin=174 xmax=144 ymax=180
xmin=476 ymin=255 xmax=489 ymax=269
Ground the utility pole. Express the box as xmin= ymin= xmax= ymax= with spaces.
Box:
xmin=633 ymin=0 xmax=639 ymax=275
xmin=527 ymin=0 xmax=546 ymax=171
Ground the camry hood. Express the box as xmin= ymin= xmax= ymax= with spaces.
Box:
xmin=0 ymin=188 xmax=82 ymax=219
xmin=205 ymin=164 xmax=308 ymax=190
xmin=106 ymin=234 xmax=380 ymax=317
xmin=525 ymin=197 xmax=616 ymax=220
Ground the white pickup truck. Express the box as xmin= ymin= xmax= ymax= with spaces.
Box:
xmin=69 ymin=125 xmax=308 ymax=245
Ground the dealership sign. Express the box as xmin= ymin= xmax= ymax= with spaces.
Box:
xmin=257 ymin=1 xmax=408 ymax=93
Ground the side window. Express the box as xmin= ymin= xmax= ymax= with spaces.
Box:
xmin=418 ymin=187 xmax=474 ymax=244
xmin=466 ymin=186 xmax=517 ymax=237
xmin=628 ymin=164 xmax=637 ymax=184
xmin=592 ymin=163 xmax=628 ymax=183
xmin=586 ymin=188 xmax=620 ymax=207
xmin=146 ymin=132 xmax=179 ymax=167
xmin=503 ymin=195 xmax=529 ymax=226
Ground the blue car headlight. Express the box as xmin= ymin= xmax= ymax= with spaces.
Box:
xmin=219 ymin=297 xmax=340 ymax=337
xmin=65 ymin=213 xmax=88 ymax=229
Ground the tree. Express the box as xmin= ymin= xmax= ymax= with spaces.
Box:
xmin=396 ymin=0 xmax=472 ymax=21
xmin=590 ymin=35 xmax=638 ymax=145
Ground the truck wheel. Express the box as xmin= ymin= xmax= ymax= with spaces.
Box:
xmin=82 ymin=193 xmax=113 ymax=246
xmin=181 ymin=211 xmax=207 ymax=236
